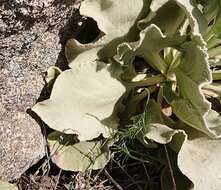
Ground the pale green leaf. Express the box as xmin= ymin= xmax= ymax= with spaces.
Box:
xmin=143 ymin=114 xmax=221 ymax=190
xmin=203 ymin=82 xmax=221 ymax=99
xmin=144 ymin=123 xmax=186 ymax=147
xmin=205 ymin=109 xmax=221 ymax=136
xmin=116 ymin=24 xmax=185 ymax=76
xmin=80 ymin=0 xmax=148 ymax=39
xmin=150 ymin=0 xmax=205 ymax=41
xmin=65 ymin=38 xmax=103 ymax=69
xmin=66 ymin=0 xmax=150 ymax=67
xmin=210 ymin=59 xmax=221 ymax=76
xmin=171 ymin=99 xmax=211 ymax=136
xmin=138 ymin=1 xmax=186 ymax=34
xmin=33 ymin=61 xmax=125 ymax=141
xmin=146 ymin=119 xmax=221 ymax=190
xmin=45 ymin=66 xmax=62 ymax=87
xmin=135 ymin=99 xmax=221 ymax=190
xmin=65 ymin=39 xmax=101 ymax=69
xmin=178 ymin=130 xmax=221 ymax=190
xmin=163 ymin=41 xmax=217 ymax=137
xmin=163 ymin=85 xmax=221 ymax=138
xmin=138 ymin=99 xmax=186 ymax=150
xmin=202 ymin=0 xmax=219 ymax=22
xmin=48 ymin=132 xmax=111 ymax=171
xmin=176 ymin=42 xmax=211 ymax=88
xmin=0 ymin=182 xmax=17 ymax=190
xmin=206 ymin=2 xmax=221 ymax=39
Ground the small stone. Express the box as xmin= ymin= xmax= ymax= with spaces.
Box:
xmin=19 ymin=7 xmax=29 ymax=15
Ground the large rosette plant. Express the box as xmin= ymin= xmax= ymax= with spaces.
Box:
xmin=32 ymin=0 xmax=221 ymax=189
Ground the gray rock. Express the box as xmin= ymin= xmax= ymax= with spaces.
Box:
xmin=0 ymin=25 xmax=61 ymax=181
xmin=0 ymin=0 xmax=81 ymax=181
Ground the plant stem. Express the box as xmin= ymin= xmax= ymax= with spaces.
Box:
xmin=164 ymin=145 xmax=177 ymax=190
xmin=113 ymin=159 xmax=144 ymax=190
xmin=104 ymin=169 xmax=124 ymax=190
xmin=128 ymin=74 xmax=165 ymax=88
xmin=146 ymin=52 xmax=168 ymax=76
xmin=55 ymin=169 xmax=62 ymax=189
xmin=212 ymin=72 xmax=221 ymax=81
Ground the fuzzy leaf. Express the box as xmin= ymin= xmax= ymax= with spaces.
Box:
xmin=140 ymin=100 xmax=221 ymax=190
xmin=203 ymin=82 xmax=221 ymax=99
xmin=178 ymin=130 xmax=221 ymax=190
xmin=0 ymin=182 xmax=17 ymax=190
xmin=148 ymin=0 xmax=205 ymax=42
xmin=33 ymin=62 xmax=125 ymax=141
xmin=65 ymin=39 xmax=103 ymax=69
xmin=80 ymin=0 xmax=148 ymax=39
xmin=138 ymin=1 xmax=186 ymax=34
xmin=165 ymin=42 xmax=218 ymax=137
xmin=141 ymin=99 xmax=186 ymax=148
xmin=116 ymin=24 xmax=185 ymax=76
xmin=202 ymin=0 xmax=219 ymax=22
xmin=144 ymin=123 xmax=186 ymax=146
xmin=145 ymin=119 xmax=221 ymax=190
xmin=205 ymin=109 xmax=221 ymax=135
xmin=45 ymin=66 xmax=62 ymax=89
xmin=48 ymin=132 xmax=111 ymax=171
xmin=142 ymin=106 xmax=221 ymax=190
xmin=66 ymin=0 xmax=150 ymax=67
xmin=204 ymin=0 xmax=221 ymax=39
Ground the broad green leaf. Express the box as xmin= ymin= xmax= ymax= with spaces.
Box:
xmin=202 ymin=0 xmax=219 ymax=22
xmin=138 ymin=100 xmax=221 ymax=189
xmin=205 ymin=109 xmax=221 ymax=135
xmin=145 ymin=118 xmax=221 ymax=190
xmin=208 ymin=46 xmax=221 ymax=59
xmin=203 ymin=82 xmax=221 ymax=99
xmin=48 ymin=132 xmax=111 ymax=171
xmin=116 ymin=24 xmax=185 ymax=76
xmin=141 ymin=100 xmax=186 ymax=148
xmin=206 ymin=2 xmax=221 ymax=39
xmin=176 ymin=42 xmax=211 ymax=88
xmin=66 ymin=0 xmax=150 ymax=67
xmin=80 ymin=0 xmax=149 ymax=40
xmin=33 ymin=61 xmax=125 ymax=141
xmin=65 ymin=39 xmax=103 ymax=69
xmin=206 ymin=35 xmax=221 ymax=50
xmin=163 ymin=41 xmax=217 ymax=137
xmin=212 ymin=71 xmax=221 ymax=81
xmin=136 ymin=25 xmax=185 ymax=53
xmin=142 ymin=107 xmax=221 ymax=190
xmin=46 ymin=66 xmax=62 ymax=84
xmin=164 ymin=85 xmax=221 ymax=139
xmin=148 ymin=0 xmax=205 ymax=42
xmin=171 ymin=99 xmax=211 ymax=136
xmin=45 ymin=66 xmax=62 ymax=88
xmin=143 ymin=99 xmax=164 ymax=124
xmin=138 ymin=1 xmax=186 ymax=34
xmin=178 ymin=130 xmax=221 ymax=190
xmin=144 ymin=123 xmax=186 ymax=148
xmin=0 ymin=182 xmax=17 ymax=190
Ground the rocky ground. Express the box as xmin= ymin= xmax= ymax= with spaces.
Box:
xmin=0 ymin=0 xmax=81 ymax=183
